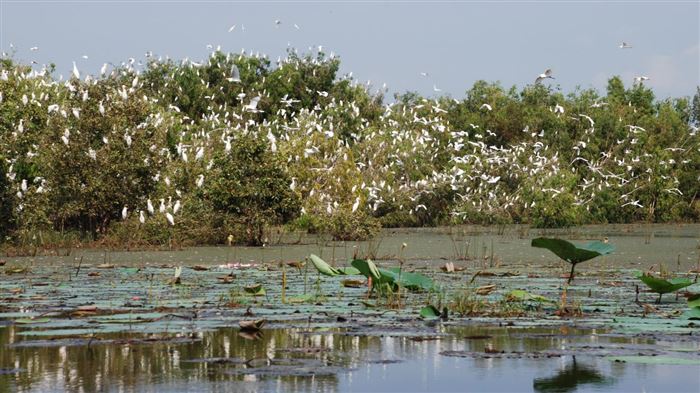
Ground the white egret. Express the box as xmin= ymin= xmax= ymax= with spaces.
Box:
xmin=619 ymin=42 xmax=632 ymax=49
xmin=535 ymin=69 xmax=554 ymax=83
xmin=244 ymin=96 xmax=261 ymax=112
xmin=227 ymin=64 xmax=241 ymax=82
xmin=166 ymin=212 xmax=175 ymax=226
xmin=147 ymin=199 xmax=155 ymax=215
xmin=72 ymin=61 xmax=80 ymax=80
xmin=139 ymin=210 xmax=145 ymax=224
xmin=122 ymin=206 xmax=128 ymax=220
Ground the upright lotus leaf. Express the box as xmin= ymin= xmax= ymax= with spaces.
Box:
xmin=350 ymin=259 xmax=382 ymax=282
xmin=336 ymin=266 xmax=361 ymax=275
xmin=309 ymin=254 xmax=341 ymax=277
xmin=635 ymin=272 xmax=692 ymax=303
xmin=532 ymin=238 xmax=615 ymax=283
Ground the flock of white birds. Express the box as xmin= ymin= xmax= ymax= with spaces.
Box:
xmin=2 ymin=30 xmax=698 ymax=230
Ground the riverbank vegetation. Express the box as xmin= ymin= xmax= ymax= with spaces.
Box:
xmin=1 ymin=50 xmax=699 ymax=248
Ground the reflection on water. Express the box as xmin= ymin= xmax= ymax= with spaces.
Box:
xmin=533 ymin=357 xmax=612 ymax=393
xmin=2 ymin=324 xmax=699 ymax=392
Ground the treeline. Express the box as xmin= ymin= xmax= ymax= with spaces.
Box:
xmin=0 ymin=50 xmax=698 ymax=247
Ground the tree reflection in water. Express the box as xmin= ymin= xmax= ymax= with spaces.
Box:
xmin=533 ymin=356 xmax=614 ymax=393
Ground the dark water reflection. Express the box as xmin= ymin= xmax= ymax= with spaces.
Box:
xmin=2 ymin=324 xmax=699 ymax=392
xmin=533 ymin=358 xmax=611 ymax=393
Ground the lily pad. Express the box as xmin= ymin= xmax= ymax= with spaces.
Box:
xmin=244 ymin=284 xmax=266 ymax=296
xmin=419 ymin=305 xmax=440 ymax=320
xmin=607 ymin=356 xmax=700 ymax=365
xmin=14 ymin=317 xmax=51 ymax=324
xmin=506 ymin=289 xmax=555 ymax=304
xmin=682 ymin=307 xmax=700 ymax=320
xmin=687 ymin=293 xmax=700 ymax=308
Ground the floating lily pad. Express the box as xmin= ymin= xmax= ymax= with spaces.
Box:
xmin=607 ymin=356 xmax=700 ymax=365
xmin=682 ymin=307 xmax=700 ymax=320
xmin=244 ymin=284 xmax=266 ymax=296
xmin=506 ymin=289 xmax=555 ymax=304
xmin=14 ymin=317 xmax=51 ymax=324
xmin=419 ymin=305 xmax=440 ymax=320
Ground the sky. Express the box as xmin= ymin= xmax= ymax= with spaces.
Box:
xmin=1 ymin=0 xmax=698 ymax=100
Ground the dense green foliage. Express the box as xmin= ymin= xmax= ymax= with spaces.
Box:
xmin=1 ymin=50 xmax=698 ymax=247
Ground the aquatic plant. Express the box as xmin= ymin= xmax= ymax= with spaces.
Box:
xmin=531 ymin=238 xmax=615 ymax=283
xmin=350 ymin=258 xmax=435 ymax=292
xmin=635 ymin=272 xmax=693 ymax=303
xmin=308 ymin=254 xmax=342 ymax=276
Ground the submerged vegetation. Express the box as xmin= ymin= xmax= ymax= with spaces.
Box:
xmin=1 ymin=50 xmax=699 ymax=249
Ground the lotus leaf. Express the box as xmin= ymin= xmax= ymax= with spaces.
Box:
xmin=506 ymin=289 xmax=554 ymax=303
xmin=532 ymin=238 xmax=614 ymax=283
xmin=350 ymin=259 xmax=382 ymax=282
xmin=635 ymin=272 xmax=692 ymax=303
xmin=682 ymin=307 xmax=700 ymax=320
xmin=244 ymin=284 xmax=266 ymax=296
xmin=309 ymin=254 xmax=341 ymax=276
xmin=419 ymin=305 xmax=440 ymax=320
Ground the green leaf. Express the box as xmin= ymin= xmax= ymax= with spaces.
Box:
xmin=687 ymin=294 xmax=700 ymax=308
xmin=309 ymin=254 xmax=341 ymax=277
xmin=351 ymin=259 xmax=382 ymax=282
xmin=244 ymin=284 xmax=266 ymax=296
xmin=384 ymin=267 xmax=435 ymax=291
xmin=531 ymin=238 xmax=614 ymax=264
xmin=682 ymin=307 xmax=700 ymax=320
xmin=419 ymin=305 xmax=440 ymax=320
xmin=15 ymin=317 xmax=51 ymax=324
xmin=336 ymin=266 xmax=361 ymax=275
xmin=505 ymin=289 xmax=555 ymax=303
xmin=635 ymin=272 xmax=693 ymax=295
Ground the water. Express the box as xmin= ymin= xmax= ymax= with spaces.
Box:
xmin=2 ymin=325 xmax=698 ymax=392
xmin=2 ymin=224 xmax=699 ymax=392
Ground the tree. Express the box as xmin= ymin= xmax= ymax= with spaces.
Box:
xmin=207 ymin=134 xmax=300 ymax=245
xmin=691 ymin=86 xmax=700 ymax=126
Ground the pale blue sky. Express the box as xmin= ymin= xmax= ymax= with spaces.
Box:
xmin=1 ymin=1 xmax=698 ymax=99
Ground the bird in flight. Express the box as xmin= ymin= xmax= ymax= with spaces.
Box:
xmin=619 ymin=42 xmax=633 ymax=49
xmin=633 ymin=76 xmax=650 ymax=84
xmin=535 ymin=69 xmax=554 ymax=83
